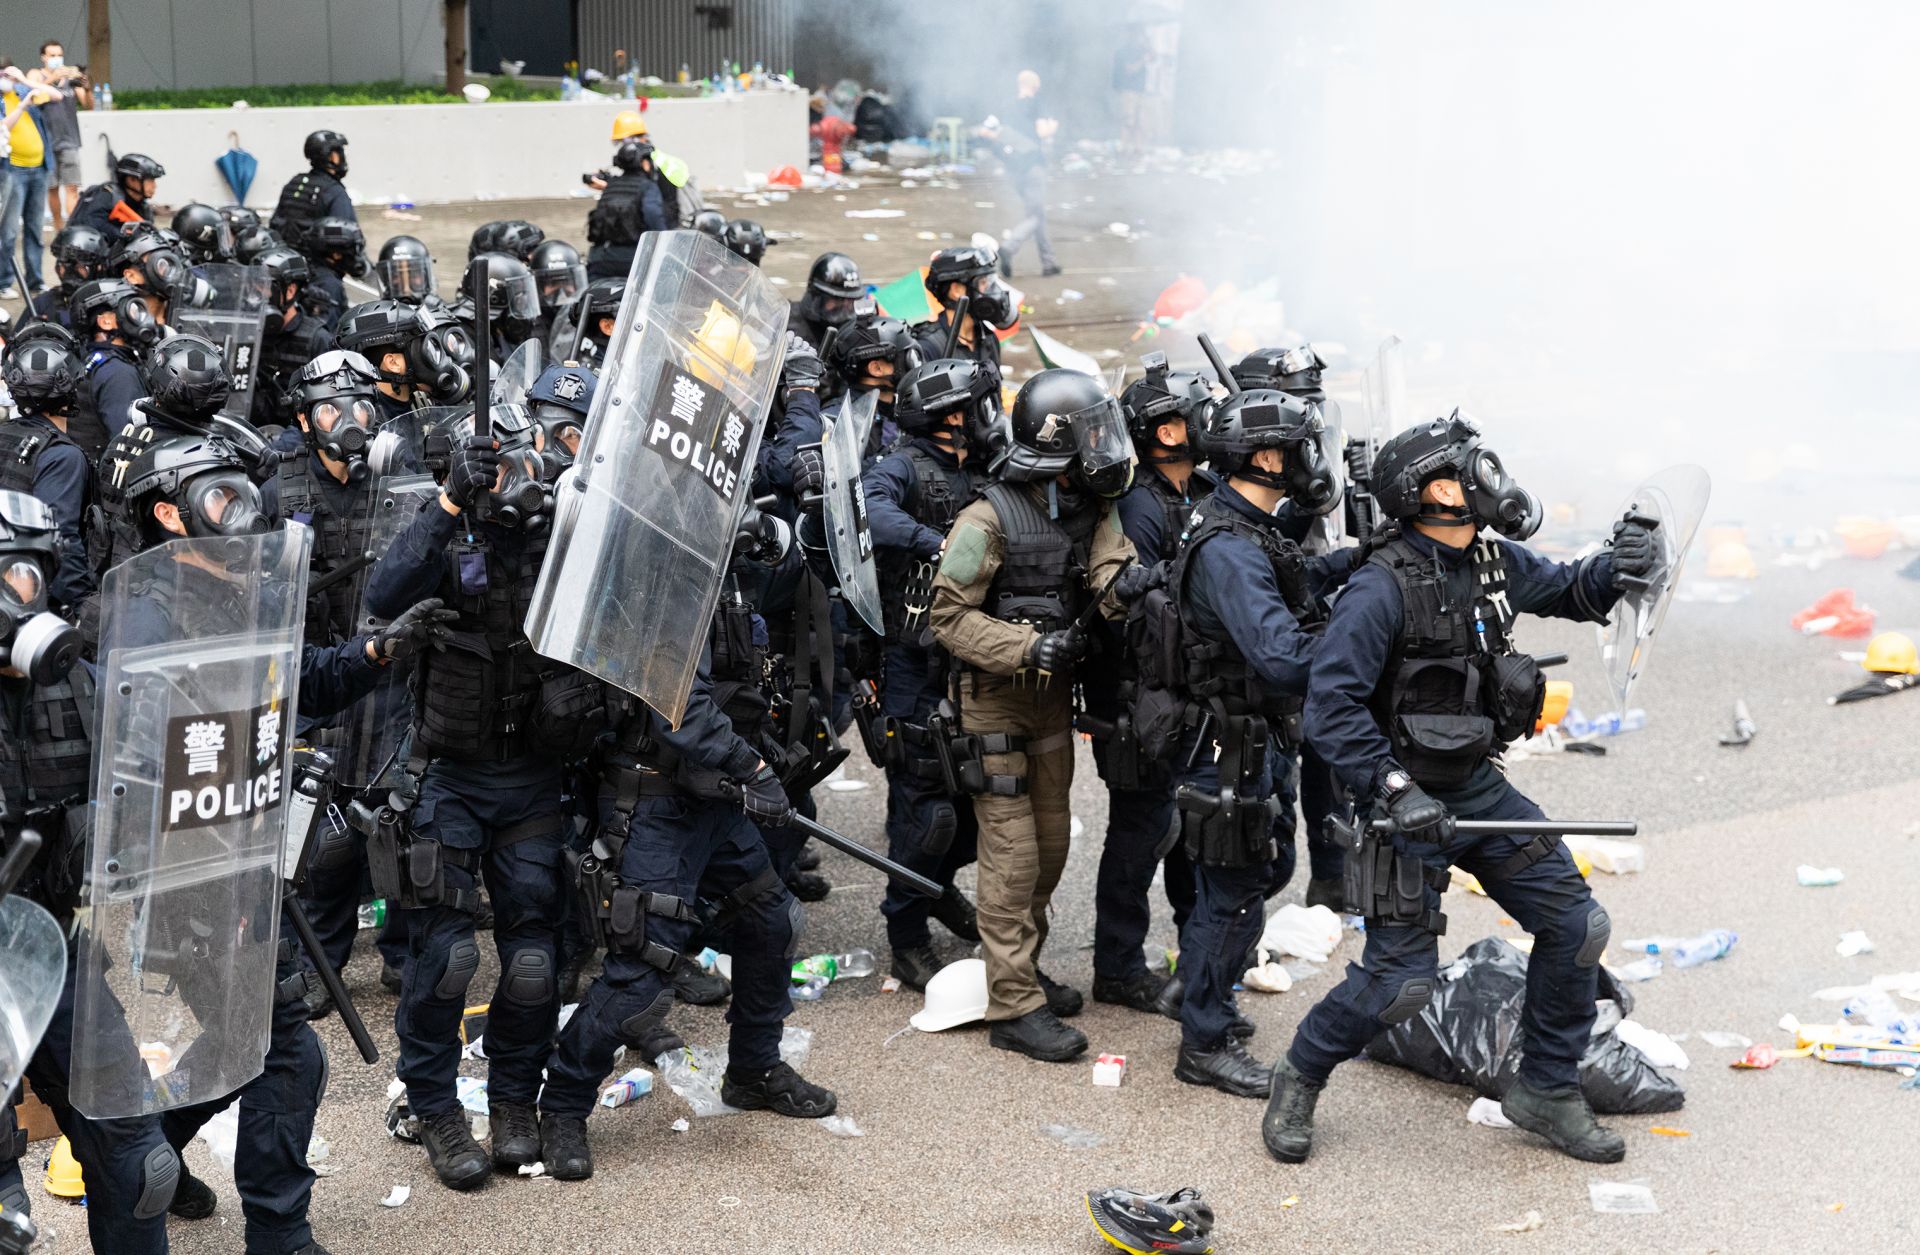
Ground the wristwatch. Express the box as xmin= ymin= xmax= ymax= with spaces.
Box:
xmin=1377 ymin=767 xmax=1413 ymax=800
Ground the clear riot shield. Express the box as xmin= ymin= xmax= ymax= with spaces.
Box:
xmin=526 ymin=230 xmax=788 ymax=726
xmin=823 ymin=390 xmax=882 ymax=633
xmin=0 ymin=893 xmax=67 ymax=1100
xmin=1360 ymin=335 xmax=1407 ymax=455
xmin=547 ymin=295 xmax=586 ymax=363
xmin=72 ymin=525 xmax=311 ymax=1118
xmin=328 ymin=472 xmax=440 ymax=789
xmin=176 ymin=263 xmax=271 ymax=423
xmin=493 ymin=339 xmax=544 ymax=408
xmin=365 ymin=405 xmax=462 ymax=482
xmin=1595 ymin=464 xmax=1711 ymax=714
xmin=1307 ymin=398 xmax=1348 ymax=553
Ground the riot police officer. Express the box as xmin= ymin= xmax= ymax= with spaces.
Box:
xmin=722 ymin=219 xmax=773 ymax=267
xmin=0 ymin=327 xmax=92 ymax=606
xmin=252 ymin=247 xmax=336 ymax=430
xmin=584 ymin=137 xmax=671 ymax=280
xmin=1266 ymin=412 xmax=1657 ymax=1165
xmin=1163 ymin=388 xmax=1352 ymax=1098
xmin=336 ymin=299 xmax=469 ymax=421
xmin=858 ymin=356 xmax=998 ymax=987
xmin=300 ymin=217 xmax=369 ymax=330
xmin=528 ymin=239 xmax=587 ymax=340
xmin=912 ymin=246 xmax=1014 ymax=383
xmin=270 ymin=129 xmax=356 ymax=251
xmin=458 ymin=252 xmax=540 ymax=359
xmin=376 ymin=234 xmax=439 ymax=306
xmin=790 ymin=251 xmax=863 ymax=350
xmin=469 ymin=219 xmax=545 ymax=264
xmin=32 ymin=222 xmax=110 ymax=326
xmin=171 ymin=202 xmax=236 ymax=266
xmin=361 ymin=401 xmax=594 ymax=1191
xmin=928 ymin=368 xmax=1136 ymax=1062
xmin=555 ymin=276 xmax=623 ymax=368
xmin=1083 ymin=355 xmax=1218 ymax=1018
xmin=69 ymin=276 xmax=159 ymax=451
xmin=70 ymin=152 xmax=164 ymax=236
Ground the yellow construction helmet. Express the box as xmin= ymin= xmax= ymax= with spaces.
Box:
xmin=686 ymin=301 xmax=759 ymax=391
xmin=1863 ymin=631 xmax=1918 ymax=676
xmin=611 ymin=110 xmax=649 ymax=142
xmin=45 ymin=1135 xmax=85 ymax=1198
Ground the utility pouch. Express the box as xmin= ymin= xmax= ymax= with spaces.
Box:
xmin=1340 ymin=816 xmax=1450 ymax=935
xmin=1486 ymin=653 xmax=1546 ymax=745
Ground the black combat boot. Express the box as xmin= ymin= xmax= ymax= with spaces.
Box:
xmin=1152 ymin=973 xmax=1185 ymax=1019
xmin=1501 ymin=1081 xmax=1627 ymax=1163
xmin=1305 ymin=876 xmax=1346 ymax=912
xmin=540 ymin=1112 xmax=593 ymax=1181
xmin=1261 ymin=1058 xmax=1324 ymax=1163
xmin=380 ymin=959 xmax=403 ymax=993
xmin=890 ymin=943 xmax=944 ymax=991
xmin=488 ymin=1099 xmax=540 ymax=1170
xmin=420 ymin=1108 xmax=490 ymax=1190
xmin=168 ymin=1166 xmax=216 ymax=1219
xmin=672 ymin=957 xmax=731 ymax=1006
xmin=1092 ymin=969 xmax=1175 ymax=1015
xmin=721 ymin=1062 xmax=838 ymax=1118
xmin=929 ymin=885 xmax=980 ymax=942
xmin=1036 ymin=968 xmax=1084 ymax=1018
xmin=989 ymin=1007 xmax=1089 ymax=1062
xmin=1174 ymin=1037 xmax=1273 ymax=1099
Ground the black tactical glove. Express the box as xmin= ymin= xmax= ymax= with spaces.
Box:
xmin=1343 ymin=437 xmax=1373 ymax=485
xmin=1378 ymin=768 xmax=1453 ymax=843
xmin=368 ymin=598 xmax=458 ymax=663
xmin=1609 ymin=513 xmax=1661 ymax=589
xmin=780 ymin=333 xmax=824 ymax=405
xmin=1113 ymin=562 xmax=1158 ymax=604
xmin=792 ymin=444 xmax=826 ymax=500
xmin=737 ymin=763 xmax=795 ymax=828
xmin=1025 ymin=625 xmax=1088 ymax=673
xmin=444 ymin=435 xmax=501 ymax=510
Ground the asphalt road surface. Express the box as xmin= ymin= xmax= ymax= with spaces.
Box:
xmin=21 ymin=160 xmax=1920 ymax=1254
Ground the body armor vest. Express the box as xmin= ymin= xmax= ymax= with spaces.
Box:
xmin=1365 ymin=533 xmax=1543 ymax=790
xmin=1142 ymin=471 xmax=1198 ymax=558
xmin=587 ymin=175 xmax=651 ymax=248
xmin=275 ymin=452 xmax=376 ymax=646
xmin=257 ymin=322 xmax=333 ymax=428
xmin=0 ymin=668 xmax=96 ymax=915
xmin=78 ymin=345 xmax=140 ymax=464
xmin=0 ymin=420 xmax=76 ymax=495
xmin=269 ymin=170 xmax=336 ymax=251
xmin=980 ymin=481 xmax=1094 ymax=635
xmin=878 ymin=443 xmax=973 ymax=637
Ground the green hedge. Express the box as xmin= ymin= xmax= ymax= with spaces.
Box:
xmin=111 ymin=77 xmax=691 ymax=110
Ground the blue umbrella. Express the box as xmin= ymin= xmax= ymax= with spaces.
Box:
xmin=216 ymin=131 xmax=257 ymax=204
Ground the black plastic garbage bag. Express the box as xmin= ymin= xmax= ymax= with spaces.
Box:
xmin=1366 ymin=937 xmax=1685 ymax=1115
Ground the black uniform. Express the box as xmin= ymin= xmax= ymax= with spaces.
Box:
xmin=584 ymin=173 xmax=668 ymax=281
xmin=0 ymin=414 xmax=93 ymax=606
xmin=269 ymin=168 xmax=356 ymax=253
xmin=251 ymin=313 xmax=335 ymax=430
xmin=81 ymin=342 xmax=144 ymax=455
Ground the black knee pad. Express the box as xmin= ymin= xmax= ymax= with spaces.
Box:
xmin=1377 ymin=978 xmax=1434 ymax=1026
xmin=434 ymin=938 xmax=481 ymax=1001
xmin=783 ymin=898 xmax=806 ymax=963
xmin=924 ymin=802 xmax=957 ymax=857
xmin=501 ymin=949 xmax=554 ymax=1009
xmin=0 ymin=1182 xmax=29 ymax=1219
xmin=132 ymin=1144 xmax=180 ymax=1220
xmin=615 ymin=988 xmax=675 ymax=1047
xmin=316 ymin=1037 xmax=332 ymax=1106
xmin=1575 ymin=904 xmax=1612 ymax=968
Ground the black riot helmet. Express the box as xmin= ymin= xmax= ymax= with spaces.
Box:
xmin=293 ymin=350 xmax=381 ymax=482
xmin=137 ymin=334 xmax=234 ymax=425
xmin=113 ymin=152 xmax=165 ymax=202
xmin=1121 ymin=351 xmax=1215 ymax=465
xmin=113 ymin=230 xmax=209 ymax=310
xmin=69 ymin=278 xmax=161 ymax=346
xmin=377 ymin=234 xmax=436 ymax=303
xmin=461 ymin=252 xmax=541 ymax=326
xmin=171 ymin=203 xmax=235 ymax=266
xmin=612 ymin=137 xmax=656 ymax=175
xmin=337 ymin=299 xmax=468 ymax=401
xmin=1199 ymin=388 xmax=1341 ymax=515
xmin=823 ymin=301 xmax=921 ymax=395
xmin=304 ymin=128 xmax=348 ymax=176
xmin=528 ymin=239 xmax=586 ymax=315
xmin=895 ymin=357 xmax=998 ymax=456
xmin=308 ymin=216 xmax=369 ymax=277
xmin=101 ymin=418 xmax=275 ymax=556
xmin=1371 ymin=410 xmax=1541 ymax=540
xmin=256 ymin=245 xmax=311 ymax=311
xmin=468 ymin=219 xmax=544 ymax=262
xmin=0 ymin=491 xmax=82 ymax=679
xmin=1001 ymin=368 xmax=1134 ymax=500
xmin=51 ymin=223 xmax=111 ymax=285
xmin=2 ymin=324 xmax=84 ymax=415
xmin=573 ymin=277 xmax=624 ymax=359
xmin=692 ymin=208 xmax=727 ymax=238
xmin=525 ymin=362 xmax=596 ymax=473
xmin=220 ymin=204 xmax=262 ymax=232
xmin=799 ymin=252 xmax=863 ymax=330
xmin=722 ymin=219 xmax=772 ymax=267
xmin=1232 ymin=341 xmax=1329 ymax=401
xmin=233 ymin=222 xmax=280 ymax=264
xmin=924 ymin=245 xmax=1014 ymax=328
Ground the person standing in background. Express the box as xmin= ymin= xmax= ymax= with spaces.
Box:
xmin=31 ymin=41 xmax=90 ymax=229
xmin=0 ymin=61 xmax=55 ymax=299
xmin=989 ymin=70 xmax=1061 ymax=279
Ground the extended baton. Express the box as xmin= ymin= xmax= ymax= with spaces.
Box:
xmin=1365 ymin=819 xmax=1638 ymax=837
xmin=283 ymin=890 xmax=380 ymax=1064
xmin=721 ymin=782 xmax=942 ymax=897
xmin=942 ymin=294 xmax=971 ymax=359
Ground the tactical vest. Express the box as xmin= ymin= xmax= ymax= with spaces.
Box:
xmin=980 ymin=481 xmax=1094 ymax=635
xmin=587 ymin=175 xmax=650 ymax=247
xmin=275 ymin=452 xmax=376 ymax=645
xmin=256 ymin=321 xmax=332 ymax=428
xmin=877 ymin=443 xmax=972 ymax=637
xmin=1172 ymin=495 xmax=1320 ymax=730
xmin=0 ymin=420 xmax=72 ymax=495
xmin=269 ymin=170 xmax=333 ymax=251
xmin=411 ymin=526 xmax=604 ymax=763
xmin=0 ymin=669 xmax=96 ymax=916
xmin=1365 ymin=533 xmax=1544 ymax=790
xmin=1142 ymin=469 xmax=1199 ymax=560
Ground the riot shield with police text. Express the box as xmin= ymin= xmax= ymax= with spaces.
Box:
xmin=823 ymin=390 xmax=882 ymax=633
xmin=1595 ymin=464 xmax=1711 ymax=714
xmin=0 ymin=893 xmax=67 ymax=1102
xmin=526 ymin=231 xmax=787 ymax=726
xmin=176 ymin=263 xmax=271 ymax=423
xmin=72 ymin=525 xmax=311 ymax=1118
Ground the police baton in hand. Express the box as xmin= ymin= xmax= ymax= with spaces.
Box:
xmin=717 ymin=780 xmax=943 ymax=898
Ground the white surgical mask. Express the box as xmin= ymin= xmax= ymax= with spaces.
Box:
xmin=44 ymin=55 xmax=63 ymax=69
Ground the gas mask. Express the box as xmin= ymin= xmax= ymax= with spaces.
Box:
xmin=462 ymin=407 xmax=555 ymax=533
xmin=175 ymin=469 xmax=271 ymax=541
xmin=304 ymin=393 xmax=378 ymax=483
xmin=111 ymin=294 xmax=161 ymax=347
xmin=733 ymin=504 xmax=791 ymax=568
xmin=1066 ymin=395 xmax=1136 ymax=501
xmin=407 ymin=333 xmax=470 ymax=403
xmin=0 ymin=551 xmax=80 ymax=682
xmin=966 ymin=276 xmax=1014 ymax=328
xmin=1455 ymin=441 xmax=1541 ymax=540
xmin=1278 ymin=409 xmax=1341 ymax=516
xmin=529 ymin=401 xmax=584 ymax=475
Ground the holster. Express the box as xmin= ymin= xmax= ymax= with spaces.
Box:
xmin=1339 ymin=815 xmax=1450 ymax=935
xmin=934 ymin=697 xmax=1026 ymax=796
xmin=347 ymin=764 xmax=480 ymax=914
xmin=568 ymin=769 xmax=697 ymax=974
xmin=1175 ymin=711 xmax=1281 ymax=868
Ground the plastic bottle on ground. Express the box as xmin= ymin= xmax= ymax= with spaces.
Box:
xmin=357 ymin=898 xmax=387 ymax=929
xmin=1622 ymin=930 xmax=1737 ymax=969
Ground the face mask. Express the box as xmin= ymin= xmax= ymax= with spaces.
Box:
xmin=0 ymin=557 xmax=80 ymax=682
xmin=486 ymin=446 xmax=554 ymax=533
xmin=1461 ymin=444 xmax=1541 ymax=540
xmin=306 ymin=395 xmax=377 ymax=483
xmin=967 ymin=279 xmax=1013 ymax=328
xmin=180 ymin=470 xmax=271 ymax=541
xmin=44 ymin=55 xmax=64 ymax=69
xmin=116 ymin=297 xmax=160 ymax=346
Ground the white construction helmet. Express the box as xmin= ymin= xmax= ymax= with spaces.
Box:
xmin=909 ymin=957 xmax=988 ymax=1032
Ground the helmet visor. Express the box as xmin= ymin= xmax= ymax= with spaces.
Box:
xmin=380 ymin=255 xmax=435 ymax=302
xmin=495 ymin=272 xmax=541 ymax=321
xmin=535 ymin=262 xmax=587 ymax=310
xmin=1068 ymin=396 xmax=1135 ymax=477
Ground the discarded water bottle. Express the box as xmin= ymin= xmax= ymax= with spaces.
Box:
xmin=791 ymin=974 xmax=830 ymax=1001
xmin=357 ymin=898 xmax=387 ymax=929
xmin=97 ymin=82 xmax=114 ymax=111
xmin=1623 ymin=929 xmax=1736 ymax=969
xmin=791 ymin=948 xmax=877 ymax=986
xmin=560 ymin=73 xmax=580 ymax=101
xmin=1840 ymin=990 xmax=1920 ymax=1041
xmin=1588 ymin=708 xmax=1648 ymax=736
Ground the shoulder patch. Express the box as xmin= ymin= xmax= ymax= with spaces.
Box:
xmin=939 ymin=521 xmax=989 ymax=585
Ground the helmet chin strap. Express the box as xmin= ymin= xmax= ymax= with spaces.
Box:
xmin=1237 ymin=463 xmax=1288 ymax=492
xmin=1415 ymin=503 xmax=1475 ymax=527
xmin=1143 ymin=440 xmax=1189 ymax=466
